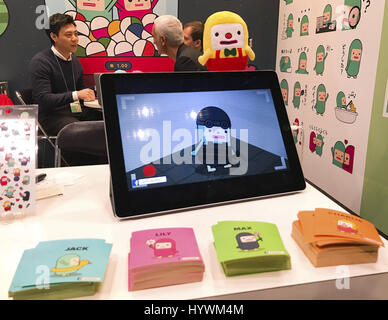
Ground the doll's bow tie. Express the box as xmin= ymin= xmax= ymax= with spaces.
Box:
xmin=224 ymin=48 xmax=237 ymax=57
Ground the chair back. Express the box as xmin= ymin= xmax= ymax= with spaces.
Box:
xmin=56 ymin=121 xmax=107 ymax=157
xmin=15 ymin=88 xmax=33 ymax=105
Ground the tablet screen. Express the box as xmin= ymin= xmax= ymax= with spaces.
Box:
xmin=116 ymin=89 xmax=289 ymax=191
xmin=99 ymin=71 xmax=305 ymax=219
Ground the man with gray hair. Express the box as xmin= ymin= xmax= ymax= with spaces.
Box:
xmin=152 ymin=15 xmax=207 ymax=72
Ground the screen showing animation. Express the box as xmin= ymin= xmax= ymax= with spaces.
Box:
xmin=116 ymin=89 xmax=289 ymax=191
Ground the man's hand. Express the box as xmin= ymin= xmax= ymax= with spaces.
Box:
xmin=77 ymin=88 xmax=95 ymax=101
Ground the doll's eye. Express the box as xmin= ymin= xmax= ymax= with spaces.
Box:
xmin=237 ymin=31 xmax=241 ymax=35
xmin=215 ymin=32 xmax=219 ymax=37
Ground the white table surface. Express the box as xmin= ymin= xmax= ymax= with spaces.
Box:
xmin=1 ymin=164 xmax=388 ymax=300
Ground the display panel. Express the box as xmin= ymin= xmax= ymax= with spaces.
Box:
xmin=99 ymin=71 xmax=305 ymax=219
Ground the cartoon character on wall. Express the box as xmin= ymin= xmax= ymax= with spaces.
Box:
xmin=331 ymin=140 xmax=355 ymax=173
xmin=292 ymin=118 xmax=300 ymax=144
xmin=345 ymin=39 xmax=363 ymax=79
xmin=313 ymin=84 xmax=329 ymax=116
xmin=3 ymin=185 xmax=15 ymax=198
xmin=335 ymin=91 xmax=359 ymax=124
xmin=280 ymin=56 xmax=292 ymax=73
xmin=295 ymin=52 xmax=309 ymax=74
xmin=115 ymin=0 xmax=159 ymax=21
xmin=192 ymin=106 xmax=236 ymax=173
xmin=236 ymin=232 xmax=263 ymax=251
xmin=292 ymin=81 xmax=301 ymax=108
xmin=147 ymin=238 xmax=178 ymax=258
xmin=198 ymin=11 xmax=255 ymax=71
xmin=323 ymin=4 xmax=333 ymax=25
xmin=51 ymin=254 xmax=91 ymax=276
xmin=300 ymin=15 xmax=309 ymax=36
xmin=1 ymin=175 xmax=8 ymax=186
xmin=280 ymin=79 xmax=289 ymax=106
xmin=286 ymin=13 xmax=294 ymax=38
xmin=0 ymin=0 xmax=9 ymax=37
xmin=3 ymin=200 xmax=12 ymax=212
xmin=310 ymin=133 xmax=324 ymax=156
xmin=313 ymin=45 xmax=328 ymax=76
xmin=284 ymin=0 xmax=293 ymax=4
xmin=68 ymin=0 xmax=118 ymax=21
xmin=342 ymin=0 xmax=361 ymax=30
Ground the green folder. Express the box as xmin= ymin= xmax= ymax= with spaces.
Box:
xmin=212 ymin=221 xmax=291 ymax=276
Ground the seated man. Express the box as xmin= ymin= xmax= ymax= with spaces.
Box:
xmin=152 ymin=15 xmax=207 ymax=72
xmin=29 ymin=13 xmax=101 ymax=136
xmin=183 ymin=21 xmax=204 ymax=52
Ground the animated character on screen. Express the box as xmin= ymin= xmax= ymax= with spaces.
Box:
xmin=236 ymin=232 xmax=263 ymax=251
xmin=346 ymin=39 xmax=362 ymax=79
xmin=51 ymin=254 xmax=91 ymax=276
xmin=147 ymin=238 xmax=178 ymax=258
xmin=198 ymin=11 xmax=255 ymax=71
xmin=313 ymin=84 xmax=328 ymax=116
xmin=191 ymin=106 xmax=235 ymax=173
xmin=313 ymin=45 xmax=327 ymax=76
xmin=115 ymin=0 xmax=159 ymax=21
xmin=68 ymin=0 xmax=118 ymax=21
xmin=292 ymin=82 xmax=301 ymax=108
xmin=286 ymin=13 xmax=294 ymax=38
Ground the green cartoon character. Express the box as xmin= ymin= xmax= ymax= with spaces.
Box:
xmin=315 ymin=134 xmax=324 ymax=156
xmin=295 ymin=52 xmax=309 ymax=74
xmin=0 ymin=0 xmax=9 ymax=36
xmin=286 ymin=13 xmax=294 ymax=38
xmin=51 ymin=254 xmax=91 ymax=276
xmin=323 ymin=4 xmax=333 ymax=25
xmin=284 ymin=0 xmax=293 ymax=4
xmin=280 ymin=79 xmax=289 ymax=106
xmin=313 ymin=45 xmax=328 ymax=76
xmin=331 ymin=141 xmax=345 ymax=168
xmin=292 ymin=81 xmax=301 ymax=108
xmin=314 ymin=84 xmax=328 ymax=115
xmin=280 ymin=56 xmax=291 ymax=72
xmin=342 ymin=0 xmax=361 ymax=30
xmin=346 ymin=39 xmax=362 ymax=79
xmin=68 ymin=0 xmax=118 ymax=22
xmin=336 ymin=91 xmax=347 ymax=109
xmin=300 ymin=15 xmax=309 ymax=36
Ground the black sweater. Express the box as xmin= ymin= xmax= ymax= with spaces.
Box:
xmin=29 ymin=48 xmax=86 ymax=122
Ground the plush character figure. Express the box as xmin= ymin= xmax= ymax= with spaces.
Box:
xmin=198 ymin=11 xmax=255 ymax=71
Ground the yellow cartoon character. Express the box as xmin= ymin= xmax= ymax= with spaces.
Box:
xmin=198 ymin=11 xmax=255 ymax=71
xmin=51 ymin=254 xmax=91 ymax=276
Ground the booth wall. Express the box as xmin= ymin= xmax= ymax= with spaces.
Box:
xmin=0 ymin=0 xmax=279 ymax=102
xmin=361 ymin=1 xmax=388 ymax=235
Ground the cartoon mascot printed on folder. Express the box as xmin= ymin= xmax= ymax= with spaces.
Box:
xmin=236 ymin=232 xmax=263 ymax=251
xmin=198 ymin=11 xmax=255 ymax=71
xmin=147 ymin=238 xmax=178 ymax=258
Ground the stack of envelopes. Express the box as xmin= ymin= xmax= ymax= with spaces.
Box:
xmin=128 ymin=227 xmax=204 ymax=291
xmin=292 ymin=208 xmax=384 ymax=267
xmin=212 ymin=221 xmax=291 ymax=276
xmin=8 ymin=239 xmax=112 ymax=300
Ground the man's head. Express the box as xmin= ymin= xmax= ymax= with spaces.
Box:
xmin=48 ymin=13 xmax=78 ymax=57
xmin=183 ymin=21 xmax=204 ymax=51
xmin=152 ymin=15 xmax=184 ymax=56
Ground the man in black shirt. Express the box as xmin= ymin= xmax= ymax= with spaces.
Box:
xmin=29 ymin=13 xmax=101 ymax=136
xmin=152 ymin=15 xmax=207 ymax=72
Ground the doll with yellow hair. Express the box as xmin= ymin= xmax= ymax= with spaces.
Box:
xmin=198 ymin=11 xmax=255 ymax=71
